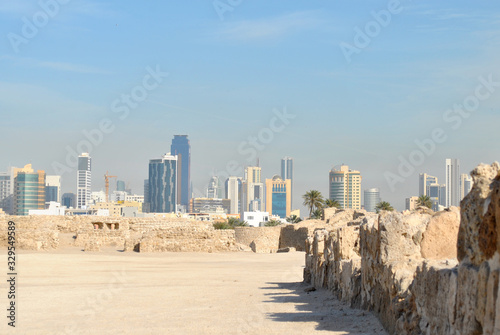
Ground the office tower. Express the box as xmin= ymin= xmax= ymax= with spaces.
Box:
xmin=62 ymin=193 xmax=76 ymax=208
xmin=116 ymin=180 xmax=126 ymax=192
xmin=207 ymin=176 xmax=221 ymax=199
xmin=329 ymin=165 xmax=362 ymax=210
xmin=265 ymin=176 xmax=291 ymax=218
xmin=143 ymin=179 xmax=150 ymax=212
xmin=242 ymin=166 xmax=264 ymax=213
xmin=0 ymin=169 xmax=13 ymax=214
xmin=405 ymin=196 xmax=419 ymax=211
xmin=439 ymin=184 xmax=447 ymax=207
xmin=446 ymin=158 xmax=460 ymax=207
xmin=45 ymin=175 xmax=61 ymax=203
xmin=225 ymin=176 xmax=241 ymax=214
xmin=14 ymin=165 xmax=46 ymax=215
xmin=77 ymin=153 xmax=92 ymax=209
xmin=364 ymin=188 xmax=380 ymax=213
xmin=419 ymin=173 xmax=438 ymax=197
xmin=460 ymin=174 xmax=473 ymax=200
xmin=170 ymin=135 xmax=190 ymax=208
xmin=189 ymin=198 xmax=231 ymax=214
xmin=281 ymin=157 xmax=293 ymax=208
xmin=148 ymin=154 xmax=177 ymax=213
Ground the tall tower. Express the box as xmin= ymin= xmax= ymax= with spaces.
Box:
xmin=265 ymin=175 xmax=291 ymax=218
xmin=225 ymin=176 xmax=241 ymax=215
xmin=445 ymin=158 xmax=460 ymax=207
xmin=148 ymin=154 xmax=177 ymax=213
xmin=45 ymin=175 xmax=61 ymax=203
xmin=329 ymin=165 xmax=362 ymax=210
xmin=460 ymin=173 xmax=473 ymax=201
xmin=281 ymin=157 xmax=293 ymax=208
xmin=170 ymin=135 xmax=191 ymax=209
xmin=14 ymin=165 xmax=46 ymax=215
xmin=419 ymin=173 xmax=438 ymax=197
xmin=363 ymin=188 xmax=380 ymax=213
xmin=77 ymin=153 xmax=91 ymax=209
xmin=242 ymin=166 xmax=264 ymax=213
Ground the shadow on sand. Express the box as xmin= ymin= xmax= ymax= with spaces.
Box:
xmin=261 ymin=281 xmax=387 ymax=334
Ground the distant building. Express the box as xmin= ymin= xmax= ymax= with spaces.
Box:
xmin=265 ymin=176 xmax=291 ymax=219
xmin=364 ymin=188 xmax=380 ymax=213
xmin=241 ymin=166 xmax=264 ymax=214
xmin=244 ymin=211 xmax=270 ymax=227
xmin=143 ymin=179 xmax=150 ymax=212
xmin=0 ymin=168 xmax=14 ymax=214
xmin=126 ymin=194 xmax=144 ymax=203
xmin=460 ymin=173 xmax=473 ymax=201
xmin=439 ymin=184 xmax=447 ymax=207
xmin=45 ymin=175 xmax=61 ymax=203
xmin=62 ymin=193 xmax=76 ymax=209
xmin=29 ymin=202 xmax=66 ymax=216
xmin=77 ymin=153 xmax=92 ymax=209
xmin=446 ymin=158 xmax=460 ymax=207
xmin=91 ymin=191 xmax=106 ymax=204
xmin=405 ymin=196 xmax=419 ymax=211
xmin=116 ymin=180 xmax=126 ymax=192
xmin=189 ymin=198 xmax=231 ymax=214
xmin=329 ymin=165 xmax=362 ymax=210
xmin=207 ymin=176 xmax=222 ymax=198
xmin=419 ymin=173 xmax=438 ymax=197
xmin=281 ymin=157 xmax=293 ymax=208
xmin=148 ymin=154 xmax=177 ymax=213
xmin=14 ymin=164 xmax=46 ymax=215
xmin=225 ymin=176 xmax=241 ymax=215
xmin=170 ymin=135 xmax=191 ymax=208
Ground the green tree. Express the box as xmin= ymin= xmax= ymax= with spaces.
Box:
xmin=286 ymin=214 xmax=302 ymax=223
xmin=325 ymin=199 xmax=341 ymax=209
xmin=264 ymin=219 xmax=282 ymax=227
xmin=213 ymin=217 xmax=249 ymax=230
xmin=311 ymin=208 xmax=323 ymax=219
xmin=375 ymin=201 xmax=394 ymax=213
xmin=213 ymin=222 xmax=231 ymax=230
xmin=417 ymin=195 xmax=432 ymax=209
xmin=303 ymin=190 xmax=325 ymax=218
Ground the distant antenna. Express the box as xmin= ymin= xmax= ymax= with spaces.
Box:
xmin=256 ymin=157 xmax=260 ymax=167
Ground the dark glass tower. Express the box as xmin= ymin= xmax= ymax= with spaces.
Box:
xmin=148 ymin=154 xmax=177 ymax=213
xmin=170 ymin=135 xmax=191 ymax=208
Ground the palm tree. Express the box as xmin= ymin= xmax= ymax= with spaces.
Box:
xmin=303 ymin=190 xmax=325 ymax=218
xmin=227 ymin=217 xmax=248 ymax=228
xmin=375 ymin=201 xmax=394 ymax=213
xmin=311 ymin=208 xmax=323 ymax=219
xmin=264 ymin=219 xmax=282 ymax=227
xmin=325 ymin=199 xmax=341 ymax=209
xmin=417 ymin=195 xmax=432 ymax=209
xmin=286 ymin=214 xmax=302 ymax=223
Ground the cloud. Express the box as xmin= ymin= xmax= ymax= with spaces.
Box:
xmin=214 ymin=11 xmax=324 ymax=41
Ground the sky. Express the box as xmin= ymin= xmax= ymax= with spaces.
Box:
xmin=1 ymin=0 xmax=500 ymax=213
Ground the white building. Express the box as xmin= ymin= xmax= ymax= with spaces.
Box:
xmin=225 ymin=176 xmax=241 ymax=215
xmin=45 ymin=175 xmax=61 ymax=203
xmin=405 ymin=196 xmax=419 ymax=211
xmin=91 ymin=191 xmax=106 ymax=204
xmin=29 ymin=202 xmax=66 ymax=216
xmin=244 ymin=211 xmax=270 ymax=227
xmin=126 ymin=194 xmax=144 ymax=203
xmin=363 ymin=188 xmax=380 ymax=213
xmin=77 ymin=153 xmax=92 ymax=209
xmin=446 ymin=158 xmax=460 ymax=207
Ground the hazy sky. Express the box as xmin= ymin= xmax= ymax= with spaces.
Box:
xmin=1 ymin=0 xmax=500 ymax=212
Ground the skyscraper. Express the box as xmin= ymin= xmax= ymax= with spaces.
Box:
xmin=0 ymin=169 xmax=14 ymax=214
xmin=265 ymin=176 xmax=291 ymax=218
xmin=170 ymin=135 xmax=191 ymax=209
xmin=116 ymin=180 xmax=126 ymax=192
xmin=329 ymin=165 xmax=362 ymax=210
xmin=148 ymin=154 xmax=177 ymax=213
xmin=45 ymin=175 xmax=61 ymax=203
xmin=281 ymin=157 xmax=293 ymax=208
xmin=77 ymin=153 xmax=92 ymax=209
xmin=14 ymin=165 xmax=46 ymax=215
xmin=446 ymin=158 xmax=460 ymax=207
xmin=207 ymin=176 xmax=222 ymax=199
xmin=364 ymin=188 xmax=380 ymax=213
xmin=225 ymin=176 xmax=241 ymax=215
xmin=460 ymin=173 xmax=473 ymax=201
xmin=419 ymin=173 xmax=438 ymax=197
xmin=62 ymin=193 xmax=76 ymax=209
xmin=242 ymin=166 xmax=264 ymax=213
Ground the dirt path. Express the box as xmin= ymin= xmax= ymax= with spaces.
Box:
xmin=1 ymin=249 xmax=387 ymax=334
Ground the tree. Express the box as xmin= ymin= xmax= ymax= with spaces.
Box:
xmin=303 ymin=190 xmax=325 ymax=218
xmin=417 ymin=195 xmax=432 ymax=209
xmin=311 ymin=208 xmax=323 ymax=219
xmin=375 ymin=201 xmax=394 ymax=213
xmin=325 ymin=199 xmax=341 ymax=209
xmin=264 ymin=219 xmax=282 ymax=227
xmin=286 ymin=214 xmax=302 ymax=223
xmin=213 ymin=217 xmax=249 ymax=230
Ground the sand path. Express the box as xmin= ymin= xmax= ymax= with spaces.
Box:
xmin=1 ymin=249 xmax=387 ymax=334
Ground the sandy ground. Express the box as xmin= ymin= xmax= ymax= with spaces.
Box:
xmin=1 ymin=248 xmax=387 ymax=335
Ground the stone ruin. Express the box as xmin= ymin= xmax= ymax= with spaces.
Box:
xmin=304 ymin=162 xmax=500 ymax=334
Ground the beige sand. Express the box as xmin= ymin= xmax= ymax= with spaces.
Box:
xmin=2 ymin=249 xmax=387 ymax=335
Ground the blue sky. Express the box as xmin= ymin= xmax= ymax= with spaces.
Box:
xmin=1 ymin=0 xmax=500 ymax=212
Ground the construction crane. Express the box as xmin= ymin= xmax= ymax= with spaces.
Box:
xmin=104 ymin=171 xmax=117 ymax=202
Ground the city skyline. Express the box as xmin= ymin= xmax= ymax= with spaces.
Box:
xmin=1 ymin=2 xmax=499 ymax=212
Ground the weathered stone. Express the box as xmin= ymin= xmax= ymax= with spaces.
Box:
xmin=420 ymin=207 xmax=460 ymax=259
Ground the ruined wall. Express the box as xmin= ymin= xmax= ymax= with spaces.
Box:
xmin=304 ymin=164 xmax=500 ymax=334
xmin=234 ymin=226 xmax=282 ymax=253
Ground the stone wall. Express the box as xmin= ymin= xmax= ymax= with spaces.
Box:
xmin=234 ymin=226 xmax=282 ymax=253
xmin=304 ymin=162 xmax=500 ymax=334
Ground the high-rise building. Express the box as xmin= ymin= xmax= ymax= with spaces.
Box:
xmin=329 ymin=165 xmax=362 ymax=210
xmin=225 ymin=176 xmax=241 ymax=215
xmin=419 ymin=173 xmax=438 ymax=197
xmin=148 ymin=154 xmax=177 ymax=213
xmin=265 ymin=176 xmax=291 ymax=218
xmin=14 ymin=165 xmax=46 ymax=215
xmin=446 ymin=158 xmax=460 ymax=207
xmin=45 ymin=175 xmax=61 ymax=203
xmin=207 ymin=176 xmax=222 ymax=199
xmin=241 ymin=166 xmax=264 ymax=214
xmin=143 ymin=179 xmax=150 ymax=213
xmin=460 ymin=173 xmax=473 ymax=201
xmin=439 ymin=184 xmax=447 ymax=207
xmin=364 ymin=188 xmax=380 ymax=213
xmin=0 ymin=169 xmax=14 ymax=214
xmin=116 ymin=180 xmax=126 ymax=192
xmin=62 ymin=193 xmax=76 ymax=209
xmin=405 ymin=196 xmax=419 ymax=211
xmin=189 ymin=198 xmax=231 ymax=214
xmin=281 ymin=157 xmax=293 ymax=208
xmin=170 ymin=135 xmax=191 ymax=208
xmin=77 ymin=153 xmax=92 ymax=209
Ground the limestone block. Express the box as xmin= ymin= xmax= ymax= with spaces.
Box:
xmin=420 ymin=207 xmax=460 ymax=259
